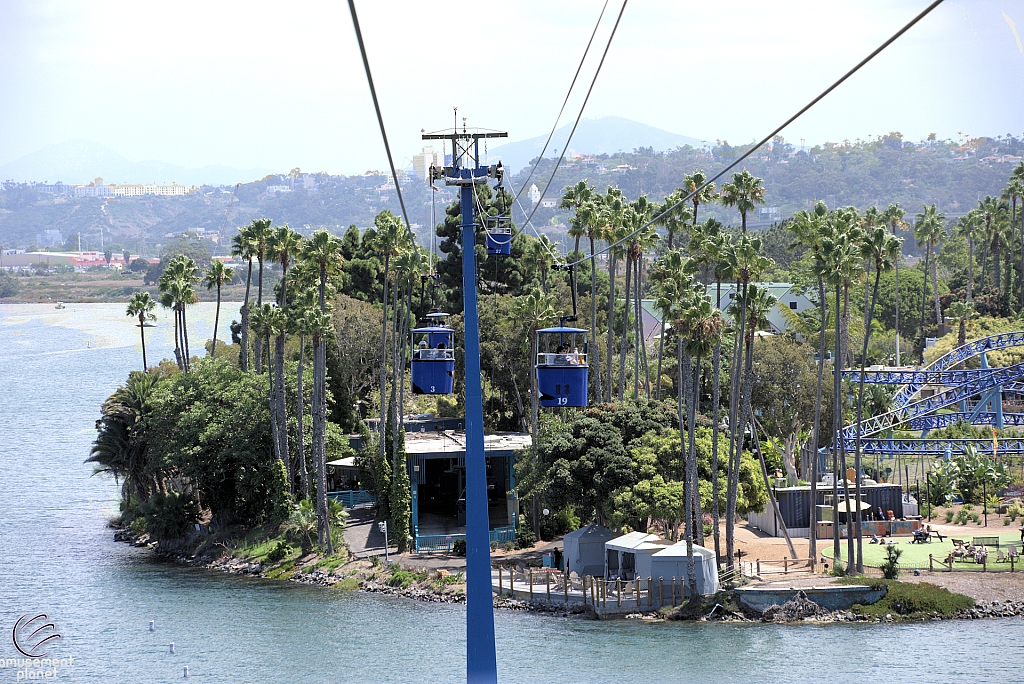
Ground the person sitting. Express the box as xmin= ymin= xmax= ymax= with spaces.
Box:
xmin=975 ymin=546 xmax=988 ymax=564
xmin=869 ymin=534 xmax=880 ymax=544
xmin=569 ymin=346 xmax=582 ymax=364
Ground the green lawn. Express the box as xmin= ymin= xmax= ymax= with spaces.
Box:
xmin=821 ymin=532 xmax=1022 ymax=569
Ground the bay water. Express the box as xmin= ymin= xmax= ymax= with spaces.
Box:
xmin=1 ymin=303 xmax=1020 ymax=682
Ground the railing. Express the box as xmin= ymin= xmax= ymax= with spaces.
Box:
xmin=326 ymin=490 xmax=376 ymax=508
xmin=753 ymin=557 xmax=813 ymax=577
xmin=537 ymin=352 xmax=588 ymax=367
xmin=416 ymin=526 xmax=516 ymax=553
xmin=414 ymin=348 xmax=454 ymax=360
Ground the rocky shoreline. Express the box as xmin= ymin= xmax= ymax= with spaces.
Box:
xmin=113 ymin=529 xmax=1024 ymax=623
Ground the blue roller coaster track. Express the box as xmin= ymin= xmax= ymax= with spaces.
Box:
xmin=838 ymin=333 xmax=1024 ymax=457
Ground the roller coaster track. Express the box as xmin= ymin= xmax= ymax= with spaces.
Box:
xmin=841 ymin=362 xmax=1024 ymax=439
xmin=907 ymin=412 xmax=1024 ymax=430
xmin=853 ymin=438 xmax=1024 ymax=456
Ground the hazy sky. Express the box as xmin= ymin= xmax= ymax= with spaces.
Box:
xmin=1 ymin=0 xmax=1022 ymax=175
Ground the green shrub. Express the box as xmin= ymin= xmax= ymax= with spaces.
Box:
xmin=879 ymin=545 xmax=903 ymax=580
xmin=945 ymin=509 xmax=955 ymax=523
xmin=503 ymin=541 xmax=515 ymax=552
xmin=452 ymin=539 xmax=467 ymax=557
xmin=969 ymin=513 xmax=981 ymax=524
xmin=130 ymin=517 xmax=147 ymax=536
xmin=844 ymin=579 xmax=974 ymax=618
xmin=955 ymin=509 xmax=970 ymax=525
xmin=1004 ymin=518 xmax=1011 ymax=526
xmin=266 ymin=541 xmax=290 ymax=563
xmin=516 ymin=520 xmax=536 ymax=550
xmin=387 ymin=567 xmax=428 ymax=588
xmin=140 ymin=489 xmax=200 ymax=539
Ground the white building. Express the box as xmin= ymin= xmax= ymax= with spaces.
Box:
xmin=108 ymin=182 xmax=198 ymax=197
xmin=527 ymin=184 xmax=541 ymax=205
xmin=412 ymin=146 xmax=442 ymax=181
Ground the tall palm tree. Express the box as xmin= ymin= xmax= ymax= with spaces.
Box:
xmin=955 ymin=210 xmax=982 ymax=303
xmin=852 ymin=225 xmax=899 ymax=572
xmin=300 ymin=229 xmax=344 ymax=553
xmin=159 ymin=255 xmax=199 ymax=372
xmin=291 ymin=288 xmax=318 ymax=501
xmin=125 ymin=292 xmax=156 ymax=371
xmin=683 ymin=170 xmax=718 ymax=228
xmin=560 ymin=180 xmax=594 ymax=256
xmin=915 ymin=204 xmax=946 ymax=327
xmin=268 ymin=224 xmax=303 ymax=485
xmin=720 ymin=169 xmax=765 ymax=234
xmin=882 ymin=203 xmax=908 ymax=364
xmin=250 ymin=303 xmax=290 ymax=488
xmin=652 ymin=189 xmax=692 ymax=252
xmin=786 ymin=200 xmax=828 ymax=565
xmin=721 ymin=235 xmax=774 ymax=569
xmin=202 ymin=260 xmax=234 ymax=359
xmin=603 ymin=190 xmax=626 ymax=402
xmin=650 ymin=250 xmax=696 ymax=401
xmin=681 ymin=289 xmax=723 ymax=597
xmin=88 ymin=372 xmax=160 ymax=505
xmin=367 ymin=210 xmax=409 ymax=469
xmin=249 ymin=218 xmax=274 ymax=372
xmin=231 ymin=224 xmax=257 ymax=371
xmin=1006 ymin=179 xmax=1024 ymax=310
xmin=580 ymin=197 xmax=605 ymax=402
xmin=515 ymin=288 xmax=556 ymax=540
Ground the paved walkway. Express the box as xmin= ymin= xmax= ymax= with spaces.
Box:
xmin=343 ymin=505 xmax=389 ymax=558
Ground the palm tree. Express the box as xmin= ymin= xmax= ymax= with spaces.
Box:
xmin=683 ymin=170 xmax=718 ymax=228
xmin=603 ymin=189 xmax=626 ymax=402
xmin=955 ymin=210 xmax=982 ymax=303
xmin=786 ymin=200 xmax=828 ymax=566
xmin=580 ymin=197 xmax=605 ymax=402
xmin=650 ymin=250 xmax=696 ymax=401
xmin=269 ymin=224 xmax=303 ymax=487
xmin=250 ymin=303 xmax=290 ymax=487
xmin=367 ymin=210 xmax=409 ymax=469
xmin=300 ymin=229 xmax=344 ymax=553
xmin=125 ymin=292 xmax=156 ymax=371
xmin=946 ymin=300 xmax=976 ymax=350
xmin=159 ymin=255 xmax=199 ymax=372
xmin=852 ymin=225 xmax=899 ymax=572
xmin=514 ymin=288 xmax=556 ymax=540
xmin=202 ymin=260 xmax=234 ymax=359
xmin=88 ymin=372 xmax=160 ymax=505
xmin=721 ymin=235 xmax=774 ymax=569
xmin=978 ymin=196 xmax=1002 ymax=299
xmin=1006 ymin=178 xmax=1024 ymax=310
xmin=560 ymin=180 xmax=594 ymax=256
xmin=681 ymin=288 xmax=723 ymax=598
xmin=915 ymin=204 xmax=946 ymax=327
xmin=231 ymin=225 xmax=257 ymax=372
xmin=652 ymin=189 xmax=692 ymax=252
xmin=289 ymin=282 xmax=319 ymax=501
xmin=250 ymin=218 xmax=274 ymax=372
xmin=720 ymin=169 xmax=765 ymax=234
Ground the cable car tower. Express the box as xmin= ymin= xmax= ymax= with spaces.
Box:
xmin=424 ymin=121 xmax=506 ymax=684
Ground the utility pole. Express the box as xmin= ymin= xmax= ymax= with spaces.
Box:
xmin=425 ymin=122 xmax=506 ymax=684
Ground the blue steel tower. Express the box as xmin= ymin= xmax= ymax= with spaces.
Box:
xmin=423 ymin=124 xmax=506 ymax=684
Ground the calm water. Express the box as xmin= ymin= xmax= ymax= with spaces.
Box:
xmin=0 ymin=302 xmax=1021 ymax=683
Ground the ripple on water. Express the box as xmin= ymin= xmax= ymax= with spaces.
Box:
xmin=1 ymin=303 xmax=1022 ymax=683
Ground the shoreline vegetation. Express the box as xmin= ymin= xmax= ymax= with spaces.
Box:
xmin=88 ymin=163 xmax=1024 ymax=628
xmin=109 ymin=522 xmax=1010 ymax=624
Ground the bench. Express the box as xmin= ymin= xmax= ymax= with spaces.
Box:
xmin=972 ymin=536 xmax=1001 ymax=549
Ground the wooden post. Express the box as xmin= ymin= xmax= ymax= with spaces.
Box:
xmin=983 ymin=556 xmax=987 ymax=573
xmin=1011 ymin=555 xmax=1015 ymax=573
xmin=529 ymin=569 xmax=534 ymax=599
xmin=929 ymin=554 xmax=933 ymax=572
xmin=591 ymin=576 xmax=597 ymax=606
xmin=659 ymin=577 xmax=664 ymax=607
xmin=784 ymin=557 xmax=789 ymax=574
xmin=546 ymin=571 xmax=551 ymax=600
xmin=498 ymin=566 xmax=503 ymax=596
xmin=616 ymin=578 xmax=622 ymax=607
xmin=671 ymin=576 xmax=677 ymax=607
xmin=603 ymin=580 xmax=607 ymax=608
xmin=647 ymin=577 xmax=652 ymax=607
xmin=756 ymin=559 xmax=761 ymax=576
xmin=564 ymin=571 xmax=569 ymax=602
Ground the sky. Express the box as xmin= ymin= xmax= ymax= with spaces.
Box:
xmin=1 ymin=0 xmax=1023 ymax=176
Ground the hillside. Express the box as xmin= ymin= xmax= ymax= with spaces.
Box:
xmin=0 ymin=133 xmax=1019 ymax=257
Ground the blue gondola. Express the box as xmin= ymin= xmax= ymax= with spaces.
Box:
xmin=485 ymin=215 xmax=513 ymax=256
xmin=536 ymin=326 xmax=589 ymax=407
xmin=411 ymin=313 xmax=455 ymax=395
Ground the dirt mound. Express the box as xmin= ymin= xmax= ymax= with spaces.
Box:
xmin=761 ymin=590 xmax=831 ymax=622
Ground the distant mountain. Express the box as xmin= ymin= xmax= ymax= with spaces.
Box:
xmin=0 ymin=140 xmax=276 ymax=187
xmin=489 ymin=116 xmax=704 ymax=174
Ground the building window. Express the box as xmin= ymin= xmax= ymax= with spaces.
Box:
xmin=789 ymin=301 xmax=798 ymax=310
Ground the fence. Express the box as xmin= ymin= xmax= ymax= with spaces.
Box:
xmin=415 ymin=526 xmax=516 ymax=553
xmin=929 ymin=549 xmax=1020 ymax=573
xmin=753 ymin=557 xmax=814 ymax=577
xmin=326 ymin=490 xmax=376 ymax=508
xmin=494 ymin=567 xmax=711 ymax=609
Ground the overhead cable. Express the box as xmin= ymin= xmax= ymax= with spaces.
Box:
xmin=567 ymin=0 xmax=946 ymax=268
xmin=513 ymin=0 xmax=611 ymax=202
xmin=346 ymin=0 xmax=413 ymax=234
xmin=518 ymin=0 xmax=629 ymax=238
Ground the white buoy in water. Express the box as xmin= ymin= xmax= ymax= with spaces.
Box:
xmin=149 ymin=621 xmax=155 ymax=632
xmin=169 ymin=643 xmax=175 ymax=654
xmin=183 ymin=666 xmax=189 ymax=678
